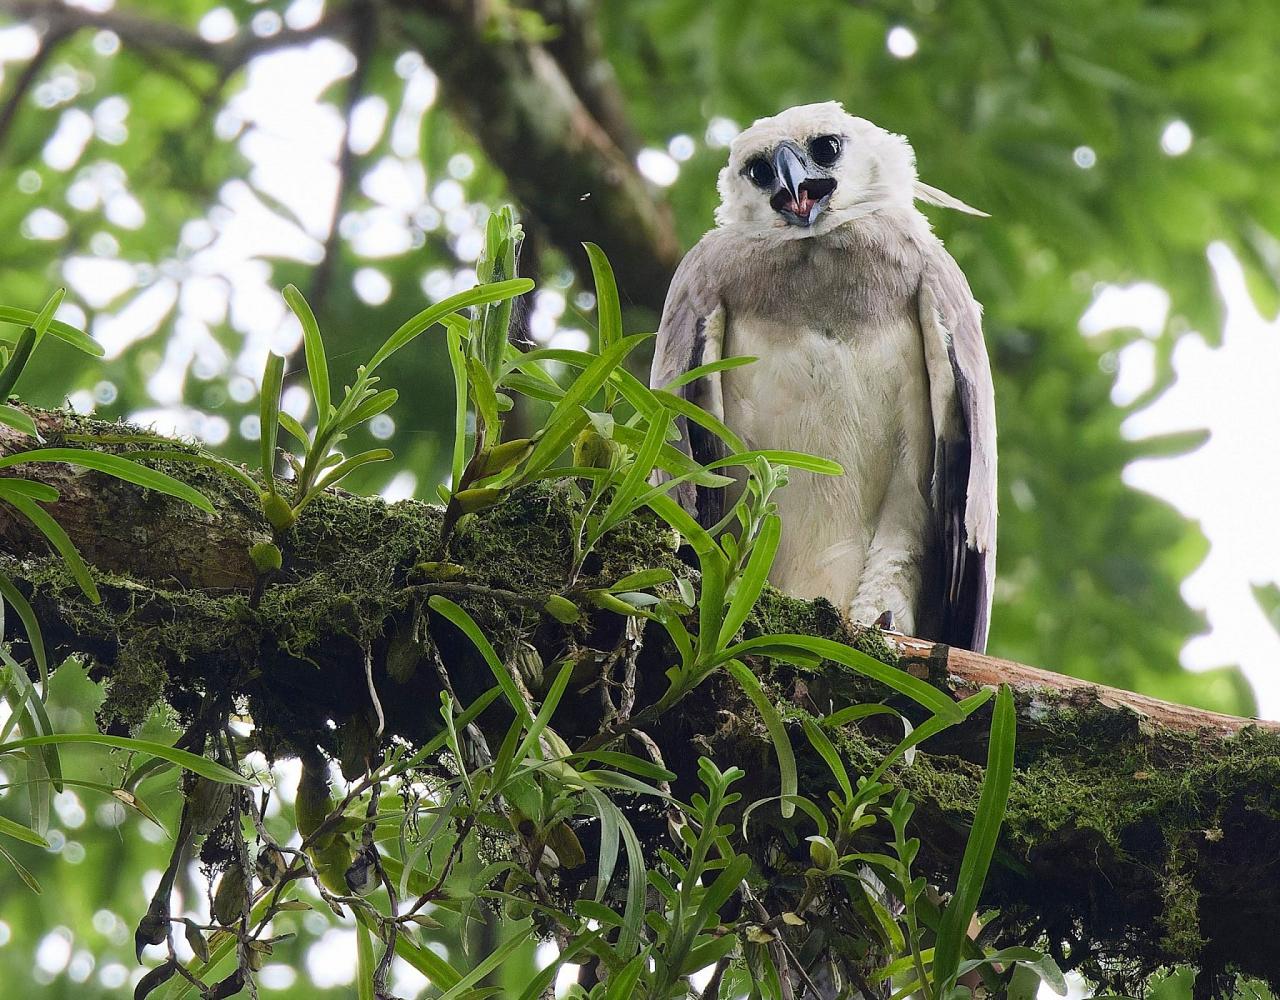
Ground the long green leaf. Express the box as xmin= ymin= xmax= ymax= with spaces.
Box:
xmin=367 ymin=279 xmax=533 ymax=376
xmin=121 ymin=449 xmax=260 ymax=496
xmin=0 ymin=448 xmax=214 ymax=512
xmin=0 ymin=489 xmax=98 ymax=602
xmin=597 ymin=407 xmax=670 ymax=536
xmin=435 ymin=923 xmax=533 ymax=1000
xmin=800 ymin=716 xmax=852 ymax=802
xmin=355 ymin=919 xmax=376 ymax=1000
xmin=652 ymin=387 xmax=746 ymax=453
xmin=932 ymin=684 xmax=1016 ymax=991
xmin=726 ymin=659 xmax=796 ymax=818
xmin=0 ymin=573 xmax=48 ymax=690
xmin=0 ymin=327 xmax=37 ymax=401
xmin=446 ymin=324 xmax=469 ymax=493
xmin=0 ymin=307 xmax=101 ymax=356
xmin=259 ymin=353 xmax=285 ymax=492
xmin=0 ymin=404 xmax=38 ymax=437
xmin=584 ymin=242 xmax=622 ymax=409
xmin=864 ymin=691 xmax=993 ymax=789
xmin=724 ymin=634 xmax=963 ymax=721
xmin=283 ymin=285 xmax=331 ymax=424
xmin=662 ymin=354 xmax=757 ymax=390
xmin=0 ymin=841 xmax=40 ymax=892
xmin=0 ymin=734 xmax=253 ymax=786
xmin=427 ymin=597 xmax=532 ymax=727
xmin=717 ymin=512 xmax=781 ymax=646
xmin=0 ymin=646 xmax=62 ymax=790
xmin=0 ymin=813 xmax=47 ymax=848
xmin=708 ymin=449 xmax=843 ymax=476
xmin=521 ymin=333 xmax=651 ymax=479
xmin=310 ymin=448 xmax=393 ymax=496
xmin=514 ymin=657 xmax=575 ymax=766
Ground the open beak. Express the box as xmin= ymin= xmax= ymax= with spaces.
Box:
xmin=769 ymin=141 xmax=837 ymax=227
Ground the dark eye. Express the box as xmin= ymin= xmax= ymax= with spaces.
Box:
xmin=745 ymin=157 xmax=774 ymax=188
xmin=808 ymin=134 xmax=842 ymax=167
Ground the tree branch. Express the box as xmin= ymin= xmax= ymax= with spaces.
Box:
xmin=521 ymin=0 xmax=640 ymax=157
xmin=389 ymin=0 xmax=680 ymax=312
xmin=3 ymin=408 xmax=1280 ymax=992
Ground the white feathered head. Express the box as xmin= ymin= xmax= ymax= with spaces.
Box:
xmin=715 ymin=101 xmax=985 ymax=230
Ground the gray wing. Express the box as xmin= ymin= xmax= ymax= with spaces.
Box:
xmin=918 ymin=243 xmax=998 ymax=654
xmin=650 ymin=238 xmax=729 ymax=527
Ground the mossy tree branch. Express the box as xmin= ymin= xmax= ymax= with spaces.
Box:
xmin=3 ymin=408 xmax=1280 ymax=994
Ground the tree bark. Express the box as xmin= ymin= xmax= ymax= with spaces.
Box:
xmin=3 ymin=409 xmax=1280 ymax=994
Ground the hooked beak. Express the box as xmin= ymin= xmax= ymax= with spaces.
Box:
xmin=769 ymin=141 xmax=837 ymax=227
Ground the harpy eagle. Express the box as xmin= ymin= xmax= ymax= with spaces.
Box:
xmin=650 ymin=102 xmax=997 ymax=652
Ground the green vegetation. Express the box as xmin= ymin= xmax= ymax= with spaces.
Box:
xmin=0 ymin=0 xmax=1277 ymax=997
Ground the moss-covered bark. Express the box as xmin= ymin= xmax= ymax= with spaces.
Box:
xmin=3 ymin=410 xmax=1279 ymax=994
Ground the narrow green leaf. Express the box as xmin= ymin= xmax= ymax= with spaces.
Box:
xmin=521 ymin=333 xmax=652 ymax=479
xmin=311 ymin=448 xmax=393 ymax=495
xmin=367 ymin=279 xmax=533 ymax=376
xmin=652 ymin=388 xmax=746 ymax=453
xmin=345 ymin=388 xmax=398 ymax=427
xmin=724 ymin=634 xmax=963 ymax=721
xmin=427 ymin=597 xmax=532 ymax=727
xmin=597 ymin=407 xmax=670 ymax=536
xmin=0 ymin=449 xmax=214 ymax=512
xmin=662 ymin=354 xmax=758 ymax=390
xmin=0 ymin=404 xmax=38 ymax=437
xmin=513 ymin=930 xmax=605 ymax=1000
xmin=466 ymin=356 xmax=501 ymax=447
xmin=435 ymin=922 xmax=533 ymax=1000
xmin=259 ymin=353 xmax=285 ymax=492
xmin=708 ymin=449 xmax=843 ymax=476
xmin=864 ymin=691 xmax=993 ymax=788
xmin=584 ymin=243 xmax=622 ymax=409
xmin=0 ymin=734 xmax=253 ymax=786
xmin=0 ymin=479 xmax=57 ymax=502
xmin=822 ymin=704 xmax=902 ymax=728
xmin=446 ymin=326 xmax=468 ymax=493
xmin=123 ymin=448 xmax=260 ymax=497
xmin=283 ymin=285 xmax=331 ymax=424
xmin=0 ymin=308 xmax=101 ymax=357
xmin=0 ymin=490 xmax=98 ymax=602
xmin=0 ymin=842 xmax=40 ymax=892
xmin=726 ymin=659 xmax=796 ymax=818
xmin=933 ymin=684 xmax=1016 ymax=991
xmin=718 ymin=512 xmax=781 ymax=646
xmin=1 ymin=646 xmax=62 ymax=790
xmin=0 ymin=573 xmax=48 ymax=691
xmin=0 ymin=327 xmax=36 ymax=400
xmin=277 ymin=411 xmax=309 ymax=448
xmin=584 ymin=244 xmax=622 ymax=354
xmin=355 ymin=919 xmax=376 ymax=1000
xmin=608 ymin=568 xmax=674 ymax=592
xmin=0 ymin=813 xmax=47 ymax=848
xmin=800 ymin=716 xmax=852 ymax=802
xmin=514 ymin=657 xmax=575 ymax=766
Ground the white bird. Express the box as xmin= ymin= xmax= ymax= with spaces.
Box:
xmin=650 ymin=102 xmax=997 ymax=652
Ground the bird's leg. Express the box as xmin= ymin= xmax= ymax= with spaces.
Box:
xmin=849 ymin=465 xmax=929 ymax=635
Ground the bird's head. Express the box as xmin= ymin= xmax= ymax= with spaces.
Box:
xmin=715 ymin=102 xmax=984 ymax=232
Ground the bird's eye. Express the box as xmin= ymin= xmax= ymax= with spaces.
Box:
xmin=745 ymin=157 xmax=774 ymax=188
xmin=808 ymin=134 xmax=842 ymax=167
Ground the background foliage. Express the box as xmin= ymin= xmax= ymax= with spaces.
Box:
xmin=0 ymin=0 xmax=1276 ymax=995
